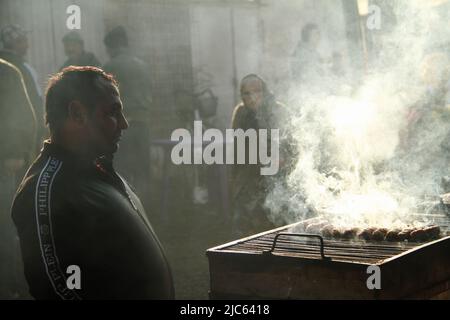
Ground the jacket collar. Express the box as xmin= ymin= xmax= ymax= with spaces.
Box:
xmin=40 ymin=140 xmax=113 ymax=173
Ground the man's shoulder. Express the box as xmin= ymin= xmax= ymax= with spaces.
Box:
xmin=232 ymin=103 xmax=248 ymax=116
xmin=11 ymin=155 xmax=95 ymax=227
xmin=0 ymin=50 xmax=17 ymax=63
xmin=0 ymin=57 xmax=20 ymax=74
xmin=14 ymin=155 xmax=83 ymax=200
xmin=0 ymin=58 xmax=23 ymax=87
xmin=231 ymin=102 xmax=246 ymax=119
xmin=0 ymin=53 xmax=25 ymax=77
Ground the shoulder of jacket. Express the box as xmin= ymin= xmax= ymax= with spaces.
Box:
xmin=232 ymin=103 xmax=247 ymax=116
xmin=0 ymin=58 xmax=19 ymax=73
xmin=231 ymin=103 xmax=247 ymax=122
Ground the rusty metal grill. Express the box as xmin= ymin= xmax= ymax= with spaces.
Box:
xmin=216 ymin=213 xmax=450 ymax=264
xmin=207 ymin=213 xmax=450 ymax=299
xmin=227 ymin=233 xmax=418 ymax=264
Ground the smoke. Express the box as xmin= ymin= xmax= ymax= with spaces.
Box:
xmin=265 ymin=0 xmax=450 ymax=229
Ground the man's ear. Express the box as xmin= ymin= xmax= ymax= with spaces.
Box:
xmin=68 ymin=101 xmax=89 ymax=126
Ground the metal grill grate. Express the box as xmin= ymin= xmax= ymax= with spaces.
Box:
xmin=223 ymin=232 xmax=417 ymax=264
xmin=217 ymin=213 xmax=450 ymax=264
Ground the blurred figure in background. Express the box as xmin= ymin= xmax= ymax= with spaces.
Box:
xmin=331 ymin=51 xmax=346 ymax=78
xmin=103 ymin=26 xmax=153 ymax=209
xmin=0 ymin=24 xmax=45 ymax=146
xmin=230 ymin=74 xmax=293 ymax=238
xmin=397 ymin=52 xmax=450 ymax=195
xmin=60 ymin=31 xmax=101 ymax=70
xmin=400 ymin=52 xmax=450 ymax=151
xmin=291 ymin=23 xmax=324 ymax=86
xmin=0 ymin=58 xmax=37 ymax=299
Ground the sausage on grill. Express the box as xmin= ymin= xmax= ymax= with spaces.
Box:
xmin=332 ymin=228 xmax=343 ymax=239
xmin=385 ymin=229 xmax=401 ymax=242
xmin=410 ymin=229 xmax=428 ymax=242
xmin=342 ymin=228 xmax=360 ymax=239
xmin=423 ymin=225 xmax=440 ymax=240
xmin=297 ymin=221 xmax=441 ymax=243
xmin=372 ymin=228 xmax=388 ymax=241
xmin=397 ymin=228 xmax=414 ymax=241
xmin=409 ymin=225 xmax=441 ymax=242
xmin=358 ymin=227 xmax=376 ymax=241
xmin=319 ymin=225 xmax=334 ymax=238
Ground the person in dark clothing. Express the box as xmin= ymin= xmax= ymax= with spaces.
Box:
xmin=0 ymin=58 xmax=37 ymax=168
xmin=291 ymin=23 xmax=324 ymax=86
xmin=230 ymin=74 xmax=293 ymax=237
xmin=11 ymin=66 xmax=174 ymax=300
xmin=396 ymin=52 xmax=450 ymax=193
xmin=60 ymin=31 xmax=100 ymax=70
xmin=0 ymin=24 xmax=45 ymax=146
xmin=102 ymin=26 xmax=153 ymax=209
xmin=0 ymin=58 xmax=37 ymax=299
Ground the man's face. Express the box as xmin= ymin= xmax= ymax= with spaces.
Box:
xmin=241 ymin=79 xmax=264 ymax=111
xmin=64 ymin=41 xmax=83 ymax=60
xmin=86 ymin=79 xmax=128 ymax=157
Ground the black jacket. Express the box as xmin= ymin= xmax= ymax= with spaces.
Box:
xmin=0 ymin=50 xmax=43 ymax=136
xmin=11 ymin=142 xmax=174 ymax=299
xmin=0 ymin=50 xmax=46 ymax=152
xmin=0 ymin=58 xmax=37 ymax=163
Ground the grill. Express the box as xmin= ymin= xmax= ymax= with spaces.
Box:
xmin=207 ymin=214 xmax=450 ymax=299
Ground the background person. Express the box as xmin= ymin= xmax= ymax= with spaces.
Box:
xmin=230 ymin=74 xmax=293 ymax=237
xmin=60 ymin=31 xmax=101 ymax=70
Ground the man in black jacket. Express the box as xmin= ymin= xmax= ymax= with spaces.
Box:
xmin=102 ymin=26 xmax=153 ymax=209
xmin=11 ymin=66 xmax=174 ymax=299
xmin=0 ymin=24 xmax=45 ymax=144
xmin=0 ymin=58 xmax=37 ymax=299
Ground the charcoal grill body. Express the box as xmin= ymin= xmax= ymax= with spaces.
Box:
xmin=207 ymin=223 xmax=450 ymax=299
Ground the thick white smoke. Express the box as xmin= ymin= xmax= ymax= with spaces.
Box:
xmin=265 ymin=0 xmax=450 ymax=229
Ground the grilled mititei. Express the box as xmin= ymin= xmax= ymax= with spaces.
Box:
xmin=385 ymin=229 xmax=402 ymax=241
xmin=342 ymin=228 xmax=360 ymax=239
xmin=332 ymin=228 xmax=343 ymax=238
xmin=358 ymin=227 xmax=376 ymax=240
xmin=298 ymin=221 xmax=441 ymax=242
xmin=319 ymin=225 xmax=334 ymax=238
xmin=423 ymin=225 xmax=441 ymax=239
xmin=398 ymin=228 xmax=414 ymax=241
xmin=410 ymin=229 xmax=428 ymax=242
xmin=408 ymin=225 xmax=441 ymax=242
xmin=372 ymin=228 xmax=388 ymax=241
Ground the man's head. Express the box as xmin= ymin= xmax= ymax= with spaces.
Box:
xmin=62 ymin=31 xmax=84 ymax=60
xmin=1 ymin=24 xmax=29 ymax=57
xmin=301 ymin=23 xmax=320 ymax=48
xmin=45 ymin=66 xmax=128 ymax=158
xmin=104 ymin=26 xmax=128 ymax=58
xmin=240 ymin=74 xmax=268 ymax=111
